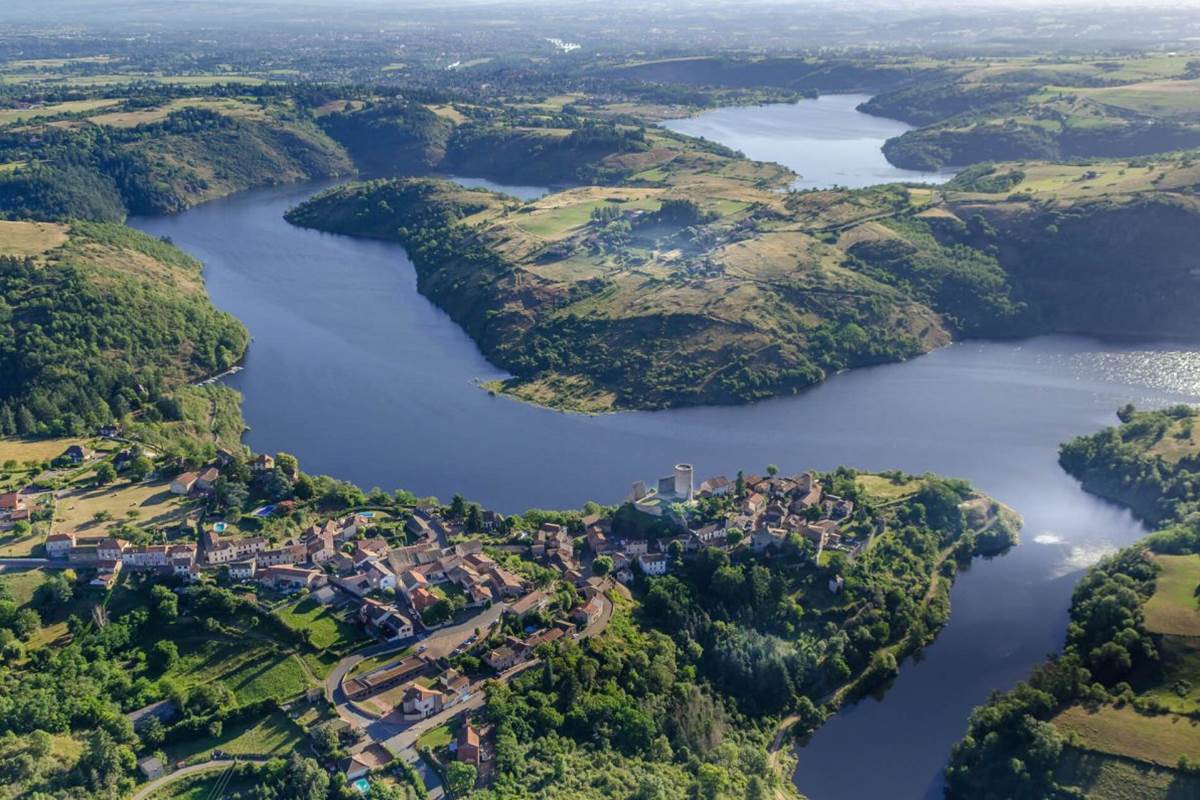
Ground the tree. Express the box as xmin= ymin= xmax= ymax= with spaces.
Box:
xmin=127 ymin=456 xmax=153 ymax=481
xmin=445 ymin=761 xmax=477 ymax=795
xmin=151 ymin=584 xmax=178 ymax=622
xmin=766 ymin=464 xmax=779 ymax=477
xmin=149 ymin=640 xmax=178 ymax=673
xmin=466 ymin=504 xmax=483 ymax=533
xmin=275 ymin=451 xmax=299 ymax=479
xmin=450 ymin=494 xmax=467 ymax=519
xmin=592 ymin=555 xmax=613 ymax=577
xmin=311 ymin=724 xmax=340 ymax=758
xmin=94 ymin=463 xmax=116 ymax=485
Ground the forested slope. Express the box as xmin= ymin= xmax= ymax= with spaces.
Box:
xmin=0 ymin=220 xmax=248 ymax=436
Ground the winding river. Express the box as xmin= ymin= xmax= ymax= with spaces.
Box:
xmin=130 ymin=94 xmax=1200 ymax=798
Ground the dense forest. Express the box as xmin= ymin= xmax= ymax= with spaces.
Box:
xmin=0 ymin=106 xmax=351 ymax=222
xmin=0 ymin=222 xmax=247 ymax=436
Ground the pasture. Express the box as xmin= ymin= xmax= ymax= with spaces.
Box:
xmin=1052 ymin=703 xmax=1200 ymax=767
xmin=1144 ymin=554 xmax=1200 ymax=637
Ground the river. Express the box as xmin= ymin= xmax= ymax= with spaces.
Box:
xmin=130 ymin=95 xmax=1200 ymax=798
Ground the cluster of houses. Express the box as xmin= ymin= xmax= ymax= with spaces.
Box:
xmin=580 ymin=468 xmax=857 ymax=588
xmin=391 ymin=509 xmax=527 ymax=625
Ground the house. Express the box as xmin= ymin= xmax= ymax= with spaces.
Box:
xmin=204 ymin=532 xmax=267 ymax=564
xmin=258 ymin=565 xmax=326 ymax=591
xmin=637 ymin=552 xmax=668 ymax=576
xmin=258 ymin=541 xmax=306 ymax=567
xmin=341 ymin=743 xmax=393 ymax=781
xmin=170 ymin=472 xmax=198 ymax=495
xmin=91 ymin=559 xmax=122 ymax=588
xmin=359 ymin=598 xmax=414 ymax=640
xmin=829 ymin=575 xmax=844 ymax=594
xmin=571 ymin=595 xmax=604 ymax=628
xmin=194 ymin=467 xmax=220 ymax=494
xmin=401 ymin=684 xmax=446 ymax=720
xmin=64 ymin=445 xmax=90 ymax=464
xmin=97 ymin=537 xmax=129 ymax=561
xmin=124 ymin=544 xmax=171 ymax=570
xmin=624 ymin=539 xmax=649 ymax=557
xmin=137 ymin=756 xmax=165 ymax=781
xmin=481 ymin=510 xmax=505 ymax=531
xmin=215 ymin=448 xmax=236 ymax=467
xmin=343 ymin=654 xmax=434 ymax=700
xmin=353 ymin=538 xmax=390 ymax=564
xmin=506 ymin=590 xmax=547 ymax=620
xmin=45 ymin=532 xmax=75 ymax=558
xmin=586 ymin=528 xmax=611 ymax=554
xmin=437 ymin=668 xmax=471 ymax=702
xmin=99 ymin=423 xmax=122 ymax=438
xmin=743 ymin=492 xmax=767 ymax=515
xmin=409 ymin=587 xmax=441 ymax=615
xmin=698 ymin=476 xmax=732 ymax=497
xmin=750 ymin=527 xmax=786 ymax=553
xmin=228 ymin=559 xmax=256 ymax=580
xmin=251 ymin=453 xmax=275 ymax=472
xmin=0 ymin=492 xmax=25 ymax=512
xmin=484 ymin=644 xmax=524 ymax=671
xmin=457 ymin=722 xmax=482 ymax=765
xmin=126 ymin=699 xmax=177 ymax=731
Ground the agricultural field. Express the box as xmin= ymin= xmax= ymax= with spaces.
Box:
xmin=1051 ymin=704 xmax=1200 ymax=768
xmin=164 ymin=708 xmax=306 ymax=765
xmin=1143 ymin=554 xmax=1200 ymax=636
xmin=0 ymin=566 xmax=50 ymax=605
xmin=164 ymin=636 xmax=312 ymax=706
xmin=1055 ymin=747 xmax=1200 ymax=800
xmin=52 ymin=477 xmax=188 ymax=537
xmin=86 ymin=97 xmax=269 ymax=128
xmin=0 ymin=220 xmax=69 ymax=257
xmin=0 ymin=436 xmax=84 ymax=465
xmin=0 ymin=98 xmax=121 ymax=126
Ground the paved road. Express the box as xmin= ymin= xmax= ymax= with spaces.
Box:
xmin=327 ymin=601 xmax=509 ymax=732
xmin=129 ymin=757 xmax=267 ymax=800
xmin=0 ymin=558 xmax=50 ymax=568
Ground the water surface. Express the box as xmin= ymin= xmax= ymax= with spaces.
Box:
xmin=129 ymin=97 xmax=1200 ymax=799
xmin=662 ymin=93 xmax=952 ymax=189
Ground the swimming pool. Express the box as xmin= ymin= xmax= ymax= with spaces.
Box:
xmin=213 ymin=522 xmax=227 ymax=533
xmin=252 ymin=504 xmax=276 ymax=517
xmin=352 ymin=777 xmax=370 ymax=795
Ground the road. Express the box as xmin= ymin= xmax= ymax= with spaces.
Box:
xmin=130 ymin=757 xmax=267 ymax=800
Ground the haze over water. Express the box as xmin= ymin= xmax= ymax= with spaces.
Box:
xmin=130 ymin=96 xmax=1200 ymax=799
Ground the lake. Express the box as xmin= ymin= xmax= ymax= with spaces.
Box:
xmin=130 ymin=98 xmax=1200 ymax=799
xmin=661 ymin=93 xmax=954 ymax=189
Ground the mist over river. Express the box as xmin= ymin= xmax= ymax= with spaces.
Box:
xmin=130 ymin=95 xmax=1200 ymax=798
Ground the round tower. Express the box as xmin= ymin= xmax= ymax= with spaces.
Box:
xmin=674 ymin=463 xmax=694 ymax=501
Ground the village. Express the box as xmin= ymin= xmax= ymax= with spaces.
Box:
xmin=0 ymin=437 xmax=866 ymax=797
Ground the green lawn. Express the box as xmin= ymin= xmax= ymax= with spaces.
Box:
xmin=164 ymin=709 xmax=304 ymax=765
xmin=416 ymin=720 xmax=456 ymax=751
xmin=273 ymin=597 xmax=366 ymax=651
xmin=1145 ymin=555 xmax=1200 ymax=636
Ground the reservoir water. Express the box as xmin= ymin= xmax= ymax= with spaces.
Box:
xmin=130 ymin=97 xmax=1200 ymax=798
xmin=661 ymin=93 xmax=954 ymax=189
